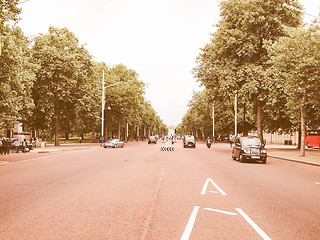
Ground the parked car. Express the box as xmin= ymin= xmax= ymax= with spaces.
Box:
xmin=232 ymin=136 xmax=267 ymax=164
xmin=183 ymin=135 xmax=196 ymax=148
xmin=148 ymin=136 xmax=157 ymax=144
xmin=104 ymin=139 xmax=124 ymax=148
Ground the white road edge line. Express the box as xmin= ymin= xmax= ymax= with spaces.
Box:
xmin=204 ymin=208 xmax=237 ymax=216
xmin=201 ymin=178 xmax=227 ymax=196
xmin=236 ymin=208 xmax=272 ymax=240
xmin=181 ymin=206 xmax=200 ymax=240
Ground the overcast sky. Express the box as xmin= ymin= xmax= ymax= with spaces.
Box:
xmin=18 ymin=0 xmax=319 ymax=126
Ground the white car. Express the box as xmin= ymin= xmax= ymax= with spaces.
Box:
xmin=104 ymin=139 xmax=124 ymax=148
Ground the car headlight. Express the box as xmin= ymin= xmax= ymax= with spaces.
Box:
xmin=243 ymin=149 xmax=250 ymax=154
xmin=261 ymin=149 xmax=267 ymax=154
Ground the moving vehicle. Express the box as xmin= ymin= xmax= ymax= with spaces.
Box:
xmin=148 ymin=136 xmax=157 ymax=144
xmin=183 ymin=135 xmax=196 ymax=148
xmin=206 ymin=138 xmax=211 ymax=148
xmin=104 ymin=139 xmax=124 ymax=148
xmin=305 ymin=129 xmax=320 ymax=148
xmin=232 ymin=136 xmax=267 ymax=164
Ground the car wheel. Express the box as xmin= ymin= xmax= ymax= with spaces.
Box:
xmin=239 ymin=154 xmax=245 ymax=163
xmin=121 ymin=145 xmax=124 ymax=148
xmin=261 ymin=158 xmax=267 ymax=164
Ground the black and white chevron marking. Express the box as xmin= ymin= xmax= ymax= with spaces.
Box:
xmin=160 ymin=147 xmax=174 ymax=151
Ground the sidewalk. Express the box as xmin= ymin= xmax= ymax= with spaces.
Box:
xmin=266 ymin=144 xmax=320 ymax=166
xmin=34 ymin=142 xmax=100 ymax=153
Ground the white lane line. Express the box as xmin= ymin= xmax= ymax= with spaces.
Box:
xmin=204 ymin=208 xmax=237 ymax=216
xmin=236 ymin=208 xmax=272 ymax=240
xmin=316 ymin=182 xmax=320 ymax=185
xmin=201 ymin=178 xmax=227 ymax=196
xmin=181 ymin=206 xmax=200 ymax=240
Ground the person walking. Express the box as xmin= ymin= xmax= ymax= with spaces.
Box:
xmin=2 ymin=138 xmax=8 ymax=155
xmin=14 ymin=139 xmax=21 ymax=153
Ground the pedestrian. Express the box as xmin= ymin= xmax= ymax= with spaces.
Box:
xmin=23 ymin=139 xmax=28 ymax=153
xmin=2 ymin=138 xmax=8 ymax=155
xmin=6 ymin=138 xmax=11 ymax=154
xmin=13 ymin=139 xmax=21 ymax=153
xmin=0 ymin=138 xmax=3 ymax=155
xmin=79 ymin=136 xmax=82 ymax=144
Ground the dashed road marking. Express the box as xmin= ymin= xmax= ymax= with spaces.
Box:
xmin=181 ymin=206 xmax=200 ymax=240
xmin=201 ymin=178 xmax=227 ymax=196
xmin=236 ymin=208 xmax=272 ymax=240
xmin=204 ymin=208 xmax=237 ymax=216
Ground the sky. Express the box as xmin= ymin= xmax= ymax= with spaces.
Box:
xmin=17 ymin=0 xmax=319 ymax=127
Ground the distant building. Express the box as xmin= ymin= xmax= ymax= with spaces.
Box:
xmin=168 ymin=125 xmax=175 ymax=136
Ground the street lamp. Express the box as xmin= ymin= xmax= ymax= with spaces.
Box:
xmin=283 ymin=3 xmax=320 ymax=20
xmin=235 ymin=90 xmax=238 ymax=137
xmin=212 ymin=102 xmax=215 ymax=143
xmin=101 ymin=70 xmax=123 ymax=147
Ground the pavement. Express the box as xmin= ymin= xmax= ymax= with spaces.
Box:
xmin=31 ymin=141 xmax=320 ymax=167
xmin=266 ymin=144 xmax=320 ymax=166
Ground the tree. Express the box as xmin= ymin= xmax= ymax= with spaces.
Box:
xmin=267 ymin=23 xmax=320 ymax=156
xmin=193 ymin=0 xmax=302 ymax=142
xmin=0 ymin=0 xmax=35 ymax=133
xmin=30 ymin=26 xmax=93 ymax=145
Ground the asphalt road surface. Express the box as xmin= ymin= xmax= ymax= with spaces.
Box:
xmin=1 ymin=141 xmax=319 ymax=240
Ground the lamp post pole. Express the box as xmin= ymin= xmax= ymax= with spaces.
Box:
xmin=101 ymin=70 xmax=105 ymax=147
xmin=283 ymin=3 xmax=320 ymax=20
xmin=212 ymin=102 xmax=215 ymax=143
xmin=100 ymin=72 xmax=123 ymax=147
xmin=235 ymin=91 xmax=238 ymax=137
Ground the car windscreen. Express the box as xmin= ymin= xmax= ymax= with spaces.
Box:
xmin=241 ymin=138 xmax=261 ymax=146
xmin=185 ymin=136 xmax=194 ymax=141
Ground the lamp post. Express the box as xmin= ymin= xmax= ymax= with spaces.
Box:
xmin=283 ymin=3 xmax=320 ymax=20
xmin=101 ymin=70 xmax=123 ymax=147
xmin=212 ymin=102 xmax=215 ymax=143
xmin=235 ymin=91 xmax=238 ymax=137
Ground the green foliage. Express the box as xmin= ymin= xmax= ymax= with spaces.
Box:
xmin=30 ymin=26 xmax=94 ymax=144
xmin=192 ymin=0 xmax=302 ymax=139
xmin=267 ymin=23 xmax=320 ymax=128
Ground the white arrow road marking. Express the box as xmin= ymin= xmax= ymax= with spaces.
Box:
xmin=204 ymin=208 xmax=237 ymax=216
xmin=209 ymin=190 xmax=219 ymax=194
xmin=181 ymin=206 xmax=200 ymax=240
xmin=201 ymin=178 xmax=227 ymax=196
xmin=236 ymin=208 xmax=272 ymax=240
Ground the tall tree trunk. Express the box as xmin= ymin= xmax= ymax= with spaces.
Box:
xmin=131 ymin=128 xmax=134 ymax=142
xmin=300 ymin=89 xmax=307 ymax=157
xmin=92 ymin=124 xmax=95 ymax=141
xmin=55 ymin=114 xmax=59 ymax=146
xmin=118 ymin=121 xmax=121 ymax=140
xmin=256 ymin=101 xmax=263 ymax=144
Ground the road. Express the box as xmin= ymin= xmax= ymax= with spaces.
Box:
xmin=0 ymin=141 xmax=319 ymax=239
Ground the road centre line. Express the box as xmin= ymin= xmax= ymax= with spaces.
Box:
xmin=201 ymin=178 xmax=227 ymax=196
xmin=141 ymin=168 xmax=164 ymax=240
xmin=203 ymin=208 xmax=237 ymax=216
xmin=236 ymin=208 xmax=272 ymax=240
xmin=180 ymin=206 xmax=200 ymax=240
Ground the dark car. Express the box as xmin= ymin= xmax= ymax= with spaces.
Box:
xmin=148 ymin=136 xmax=157 ymax=144
xmin=183 ymin=135 xmax=196 ymax=148
xmin=232 ymin=136 xmax=267 ymax=164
